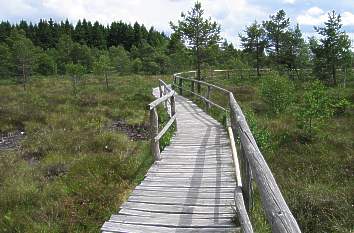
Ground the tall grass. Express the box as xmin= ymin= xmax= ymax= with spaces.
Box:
xmin=0 ymin=74 xmax=162 ymax=232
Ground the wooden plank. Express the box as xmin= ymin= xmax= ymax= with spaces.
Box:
xmin=102 ymin=222 xmax=239 ymax=233
xmin=148 ymin=91 xmax=175 ymax=110
xmin=130 ymin=190 xmax=235 ymax=199
xmin=121 ymin=202 xmax=236 ymax=214
xmin=133 ymin=186 xmax=236 ymax=193
xmin=154 ymin=114 xmax=176 ymax=142
xmin=109 ymin=215 xmax=235 ymax=228
xmin=127 ymin=196 xmax=235 ymax=206
xmin=118 ymin=209 xmax=235 ymax=219
xmin=140 ymin=181 xmax=236 ymax=188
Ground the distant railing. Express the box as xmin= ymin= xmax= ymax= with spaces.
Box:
xmin=173 ymin=71 xmax=301 ymax=233
xmin=147 ymin=80 xmax=177 ymax=161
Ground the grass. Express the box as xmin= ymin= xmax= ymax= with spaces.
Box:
xmin=202 ymin=73 xmax=354 ymax=233
xmin=0 ymin=74 xmax=168 ymax=233
xmin=1 ymin=72 xmax=353 ymax=232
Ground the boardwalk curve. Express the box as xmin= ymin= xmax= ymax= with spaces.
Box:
xmin=101 ymin=89 xmax=240 ymax=232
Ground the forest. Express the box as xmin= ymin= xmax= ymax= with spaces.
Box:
xmin=0 ymin=9 xmax=352 ymax=84
xmin=0 ymin=2 xmax=353 ymax=233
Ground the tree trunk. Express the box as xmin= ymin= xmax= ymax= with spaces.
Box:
xmin=332 ymin=64 xmax=337 ymax=85
xmin=256 ymin=44 xmax=260 ymax=77
xmin=22 ymin=63 xmax=26 ymax=91
xmin=105 ymin=72 xmax=109 ymax=89
xmin=196 ymin=48 xmax=201 ymax=94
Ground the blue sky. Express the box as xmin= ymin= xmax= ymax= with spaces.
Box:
xmin=0 ymin=0 xmax=353 ymax=47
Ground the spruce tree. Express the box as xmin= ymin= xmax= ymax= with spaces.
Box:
xmin=170 ymin=1 xmax=221 ymax=92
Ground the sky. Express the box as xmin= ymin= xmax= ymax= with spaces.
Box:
xmin=1 ymin=0 xmax=354 ymax=47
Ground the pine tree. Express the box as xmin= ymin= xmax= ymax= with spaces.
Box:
xmin=311 ymin=11 xmax=351 ymax=85
xmin=263 ymin=10 xmax=290 ymax=65
xmin=170 ymin=1 xmax=221 ymax=92
xmin=240 ymin=21 xmax=267 ymax=76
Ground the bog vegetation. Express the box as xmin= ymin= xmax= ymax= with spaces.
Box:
xmin=0 ymin=2 xmax=353 ymax=233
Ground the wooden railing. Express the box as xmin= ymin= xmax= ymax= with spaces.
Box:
xmin=147 ymin=80 xmax=177 ymax=161
xmin=173 ymin=71 xmax=301 ymax=233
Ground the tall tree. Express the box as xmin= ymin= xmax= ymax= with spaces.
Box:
xmin=93 ymin=54 xmax=112 ymax=89
xmin=311 ymin=11 xmax=351 ymax=85
xmin=170 ymin=1 xmax=221 ymax=92
xmin=9 ymin=30 xmax=38 ymax=90
xmin=240 ymin=21 xmax=267 ymax=76
xmin=263 ymin=10 xmax=290 ymax=65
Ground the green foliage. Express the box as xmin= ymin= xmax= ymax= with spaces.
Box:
xmin=240 ymin=21 xmax=267 ymax=75
xmin=261 ymin=74 xmax=295 ymax=114
xmin=244 ymin=110 xmax=272 ymax=152
xmin=0 ymin=75 xmax=157 ymax=233
xmin=296 ymin=81 xmax=333 ymax=139
xmin=311 ymin=11 xmax=352 ymax=85
xmin=331 ymin=96 xmax=351 ymax=116
xmin=132 ymin=58 xmax=143 ymax=73
xmin=93 ymin=54 xmax=112 ymax=89
xmin=171 ymin=1 xmax=221 ymax=80
xmin=36 ymin=52 xmax=56 ymax=75
xmin=109 ymin=46 xmax=131 ymax=74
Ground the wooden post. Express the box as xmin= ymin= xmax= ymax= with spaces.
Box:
xmin=178 ymin=78 xmax=183 ymax=95
xmin=171 ymin=95 xmax=177 ymax=130
xmin=191 ymin=80 xmax=195 ymax=94
xmin=240 ymin=143 xmax=253 ymax=213
xmin=227 ymin=70 xmax=230 ymax=79
xmin=229 ymin=92 xmax=301 ymax=233
xmin=205 ymin=86 xmax=211 ymax=111
xmin=150 ymin=108 xmax=160 ymax=161
xmin=159 ymin=83 xmax=163 ymax=98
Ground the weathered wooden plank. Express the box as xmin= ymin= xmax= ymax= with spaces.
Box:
xmin=148 ymin=91 xmax=175 ymax=110
xmin=102 ymin=222 xmax=239 ymax=233
xmin=127 ymin=196 xmax=235 ymax=206
xmin=109 ymin=214 xmax=235 ymax=228
xmin=133 ymin=186 xmax=236 ymax=193
xmin=154 ymin=114 xmax=176 ymax=142
xmin=131 ymin=190 xmax=235 ymax=199
xmin=119 ymin=209 xmax=235 ymax=219
xmin=121 ymin=202 xmax=236 ymax=214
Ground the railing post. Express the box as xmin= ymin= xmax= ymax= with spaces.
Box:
xmin=191 ymin=80 xmax=195 ymax=94
xmin=178 ymin=78 xmax=183 ymax=95
xmin=240 ymin=143 xmax=253 ymax=213
xmin=150 ymin=108 xmax=161 ymax=161
xmin=159 ymin=82 xmax=163 ymax=98
xmin=171 ymin=95 xmax=177 ymax=130
xmin=205 ymin=85 xmax=211 ymax=111
xmin=229 ymin=93 xmax=252 ymax=213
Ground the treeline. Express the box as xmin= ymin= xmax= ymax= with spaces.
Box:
xmin=0 ymin=18 xmax=242 ymax=81
xmin=240 ymin=10 xmax=353 ymax=85
xmin=0 ymin=9 xmax=353 ymax=86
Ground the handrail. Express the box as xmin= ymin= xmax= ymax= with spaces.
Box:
xmin=148 ymin=81 xmax=177 ymax=161
xmin=148 ymin=91 xmax=175 ymax=110
xmin=172 ymin=71 xmax=301 ymax=233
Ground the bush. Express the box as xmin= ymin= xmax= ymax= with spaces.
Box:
xmin=261 ymin=74 xmax=295 ymax=114
xmin=331 ymin=97 xmax=351 ymax=115
xmin=296 ymin=81 xmax=333 ymax=140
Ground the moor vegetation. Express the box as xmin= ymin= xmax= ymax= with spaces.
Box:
xmin=0 ymin=2 xmax=353 ymax=233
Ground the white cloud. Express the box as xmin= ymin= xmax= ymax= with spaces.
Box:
xmin=342 ymin=11 xmax=354 ymax=26
xmin=297 ymin=7 xmax=354 ymax=27
xmin=283 ymin=0 xmax=295 ymax=5
xmin=297 ymin=7 xmax=328 ymax=25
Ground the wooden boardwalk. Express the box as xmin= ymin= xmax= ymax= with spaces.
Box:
xmin=101 ymin=91 xmax=239 ymax=232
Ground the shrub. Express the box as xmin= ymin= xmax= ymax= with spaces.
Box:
xmin=296 ymin=81 xmax=333 ymax=140
xmin=331 ymin=97 xmax=351 ymax=115
xmin=261 ymin=74 xmax=295 ymax=114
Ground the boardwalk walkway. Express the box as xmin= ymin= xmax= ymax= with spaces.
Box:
xmin=101 ymin=90 xmax=239 ymax=232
